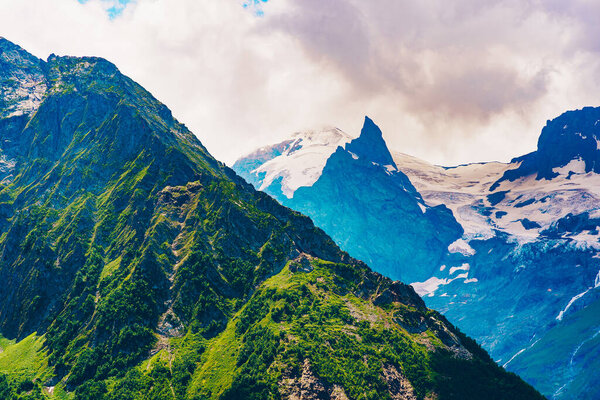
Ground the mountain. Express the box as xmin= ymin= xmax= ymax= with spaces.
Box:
xmin=234 ymin=110 xmax=600 ymax=399
xmin=0 ymin=38 xmax=543 ymax=399
xmin=234 ymin=118 xmax=463 ymax=283
xmin=393 ymin=142 xmax=600 ymax=400
xmin=233 ymin=127 xmax=353 ymax=201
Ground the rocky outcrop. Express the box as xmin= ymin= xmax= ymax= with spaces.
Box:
xmin=492 ymin=106 xmax=600 ymax=188
xmin=345 ymin=116 xmax=397 ymax=168
xmin=382 ymin=364 xmax=417 ymax=400
xmin=280 ymin=360 xmax=350 ymax=400
xmin=0 ymin=38 xmax=47 ymax=119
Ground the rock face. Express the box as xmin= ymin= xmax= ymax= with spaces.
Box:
xmin=344 ymin=116 xmax=396 ymax=167
xmin=234 ymin=107 xmax=600 ymax=400
xmin=382 ymin=364 xmax=417 ymax=400
xmin=0 ymin=38 xmax=544 ymax=399
xmin=0 ymin=38 xmax=47 ymax=119
xmin=492 ymin=106 xmax=600 ymax=187
xmin=280 ymin=360 xmax=334 ymax=400
xmin=280 ymin=360 xmax=420 ymax=400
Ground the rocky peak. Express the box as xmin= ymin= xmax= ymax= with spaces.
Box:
xmin=47 ymin=54 xmax=120 ymax=78
xmin=0 ymin=37 xmax=47 ymax=119
xmin=491 ymin=106 xmax=600 ymax=189
xmin=0 ymin=37 xmax=44 ymax=70
xmin=0 ymin=36 xmax=23 ymax=52
xmin=345 ymin=116 xmax=397 ymax=168
xmin=536 ymin=106 xmax=600 ymax=179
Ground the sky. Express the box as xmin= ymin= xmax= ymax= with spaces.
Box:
xmin=1 ymin=0 xmax=600 ymax=166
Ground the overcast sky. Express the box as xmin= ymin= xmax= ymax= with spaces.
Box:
xmin=1 ymin=0 xmax=599 ymax=166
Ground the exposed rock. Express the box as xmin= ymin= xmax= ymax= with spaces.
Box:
xmin=393 ymin=311 xmax=428 ymax=334
xmin=492 ymin=106 xmax=600 ymax=187
xmin=373 ymin=282 xmax=425 ymax=309
xmin=279 ymin=359 xmax=350 ymax=400
xmin=345 ymin=116 xmax=397 ymax=168
xmin=299 ymin=360 xmax=329 ymax=400
xmin=382 ymin=364 xmax=417 ymax=400
xmin=330 ymin=385 xmax=349 ymax=400
xmin=0 ymin=38 xmax=47 ymax=119
xmin=289 ymin=253 xmax=314 ymax=273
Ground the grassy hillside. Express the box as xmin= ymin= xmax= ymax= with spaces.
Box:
xmin=0 ymin=38 xmax=545 ymax=399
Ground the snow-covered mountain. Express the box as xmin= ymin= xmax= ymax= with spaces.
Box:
xmin=233 ymin=108 xmax=600 ymax=400
xmin=395 ymin=141 xmax=600 ymax=400
xmin=233 ymin=127 xmax=352 ymax=200
xmin=236 ymin=117 xmax=463 ymax=283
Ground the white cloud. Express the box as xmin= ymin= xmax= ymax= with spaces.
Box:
xmin=1 ymin=0 xmax=599 ymax=166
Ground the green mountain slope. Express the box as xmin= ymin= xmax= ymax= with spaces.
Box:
xmin=0 ymin=38 xmax=543 ymax=399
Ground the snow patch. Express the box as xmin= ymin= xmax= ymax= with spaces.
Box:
xmin=454 ymin=272 xmax=469 ymax=280
xmin=252 ymin=127 xmax=353 ymax=198
xmin=589 ymin=209 xmax=600 ymax=219
xmin=569 ymin=231 xmax=600 ymax=251
xmin=449 ymin=263 xmax=470 ymax=275
xmin=411 ymin=272 xmax=470 ymax=297
xmin=556 ymin=289 xmax=590 ymax=321
xmin=553 ymin=158 xmax=586 ymax=176
xmin=448 ymin=238 xmax=476 ymax=256
xmin=503 ymin=338 xmax=541 ymax=368
xmin=503 ymin=348 xmax=527 ymax=368
xmin=411 ymin=277 xmax=448 ymax=297
xmin=384 ymin=164 xmax=397 ymax=174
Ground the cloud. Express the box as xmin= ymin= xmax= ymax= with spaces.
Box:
xmin=1 ymin=0 xmax=599 ymax=166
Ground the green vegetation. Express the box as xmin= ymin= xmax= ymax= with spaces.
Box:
xmin=0 ymin=41 xmax=545 ymax=400
xmin=0 ymin=333 xmax=71 ymax=399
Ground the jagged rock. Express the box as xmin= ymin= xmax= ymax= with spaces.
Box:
xmin=280 ymin=360 xmax=351 ymax=400
xmin=382 ymin=364 xmax=417 ymax=400
xmin=289 ymin=253 xmax=314 ymax=273
xmin=374 ymin=282 xmax=425 ymax=309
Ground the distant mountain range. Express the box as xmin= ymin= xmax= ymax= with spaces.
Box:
xmin=0 ymin=37 xmax=545 ymax=399
xmin=234 ymin=108 xmax=600 ymax=399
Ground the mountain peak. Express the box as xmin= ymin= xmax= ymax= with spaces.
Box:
xmin=0 ymin=37 xmax=39 ymax=61
xmin=363 ymin=115 xmax=379 ymax=132
xmin=490 ymin=106 xmax=600 ymax=190
xmin=0 ymin=38 xmax=47 ymax=119
xmin=0 ymin=37 xmax=41 ymax=63
xmin=534 ymin=106 xmax=600 ymax=179
xmin=345 ymin=116 xmax=397 ymax=167
xmin=0 ymin=36 xmax=14 ymax=48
